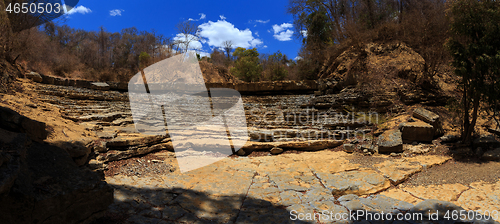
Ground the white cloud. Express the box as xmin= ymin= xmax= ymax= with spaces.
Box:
xmin=263 ymin=45 xmax=268 ymax=49
xmin=295 ymin=56 xmax=303 ymax=61
xmin=173 ymin=34 xmax=202 ymax=51
xmin=274 ymin=29 xmax=293 ymax=41
xmin=189 ymin=13 xmax=207 ymax=21
xmin=272 ymin=23 xmax=293 ymax=34
xmin=301 ymin=30 xmax=308 ymax=37
xmin=219 ymin=15 xmax=226 ymax=20
xmin=272 ymin=23 xmax=294 ymax=41
xmin=198 ymin=20 xmax=263 ymax=49
xmin=109 ymin=9 xmax=124 ymax=16
xmin=256 ymin=19 xmax=270 ymax=24
xmin=65 ymin=5 xmax=91 ymax=15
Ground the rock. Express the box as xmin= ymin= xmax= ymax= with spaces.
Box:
xmin=0 ymin=124 xmax=113 ymax=224
xmin=474 ymin=135 xmax=500 ymax=150
xmin=406 ymin=144 xmax=431 ymax=154
xmin=96 ymin=130 xmax=117 ymax=139
xmin=440 ymin=134 xmax=460 ymax=143
xmin=482 ymin=148 xmax=500 ymax=161
xmin=270 ymin=147 xmax=283 ymax=155
xmin=360 ymin=144 xmax=377 ymax=153
xmin=97 ymin=142 xmax=174 ymax=163
xmin=106 ymin=134 xmax=166 ymax=148
xmin=374 ymin=160 xmax=423 ymax=185
xmin=412 ymin=107 xmax=444 ymax=137
xmin=343 ymin=143 xmax=355 ymax=153
xmin=26 ymin=72 xmax=43 ymax=82
xmin=90 ymin=82 xmax=110 ymax=91
xmin=58 ymin=140 xmax=92 ymax=166
xmin=377 ymin=129 xmax=403 ymax=154
xmin=322 ymin=170 xmax=391 ymax=196
xmin=413 ymin=107 xmax=439 ymax=125
xmin=94 ymin=141 xmax=107 ymax=153
xmin=0 ymin=106 xmax=47 ymax=143
xmin=401 ymin=121 xmax=434 ymax=142
xmin=75 ymin=112 xmax=126 ymax=122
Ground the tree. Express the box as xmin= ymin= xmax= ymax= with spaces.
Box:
xmin=222 ymin=40 xmax=233 ymax=59
xmin=267 ymin=51 xmax=289 ymax=81
xmin=446 ymin=0 xmax=500 ymax=143
xmin=231 ymin=47 xmax=262 ymax=82
xmin=175 ymin=20 xmax=199 ymax=53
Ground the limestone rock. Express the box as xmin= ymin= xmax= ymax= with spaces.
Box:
xmin=322 ymin=170 xmax=391 ymax=196
xmin=0 ymin=125 xmax=113 ymax=224
xmin=405 ymin=144 xmax=431 ymax=154
xmin=270 ymin=147 xmax=283 ymax=155
xmin=482 ymin=148 xmax=500 ymax=161
xmin=413 ymin=107 xmax=439 ymax=125
xmin=401 ymin=120 xmax=434 ymax=142
xmin=106 ymin=134 xmax=166 ymax=148
xmin=26 ymin=72 xmax=43 ymax=82
xmin=0 ymin=106 xmax=47 ymax=143
xmin=90 ymin=82 xmax=110 ymax=91
xmin=343 ymin=143 xmax=355 ymax=153
xmin=377 ymin=129 xmax=403 ymax=154
xmin=413 ymin=107 xmax=444 ymax=137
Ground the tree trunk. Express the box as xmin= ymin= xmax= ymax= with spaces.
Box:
xmin=464 ymin=94 xmax=480 ymax=143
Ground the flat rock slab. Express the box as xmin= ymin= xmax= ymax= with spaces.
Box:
xmin=90 ymin=82 xmax=110 ymax=91
xmin=413 ymin=107 xmax=439 ymax=125
xmin=374 ymin=160 xmax=423 ymax=185
xmin=320 ymin=170 xmax=391 ymax=196
xmin=378 ymin=129 xmax=403 ymax=154
xmin=106 ymin=134 xmax=166 ymax=148
xmin=99 ymin=149 xmax=500 ymax=223
xmin=401 ymin=121 xmax=434 ymax=142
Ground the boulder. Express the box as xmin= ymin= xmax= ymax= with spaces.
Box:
xmin=377 ymin=129 xmax=403 ymax=154
xmin=482 ymin=148 xmax=500 ymax=161
xmin=26 ymin=72 xmax=43 ymax=82
xmin=0 ymin=106 xmax=47 ymax=142
xmin=343 ymin=143 xmax=355 ymax=153
xmin=400 ymin=121 xmax=434 ymax=142
xmin=412 ymin=107 xmax=443 ymax=137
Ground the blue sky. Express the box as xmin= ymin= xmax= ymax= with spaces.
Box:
xmin=60 ymin=0 xmax=304 ymax=60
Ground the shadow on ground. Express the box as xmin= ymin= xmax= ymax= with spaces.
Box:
xmin=92 ymin=184 xmax=312 ymax=224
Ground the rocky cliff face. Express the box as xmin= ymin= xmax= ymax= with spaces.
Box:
xmin=0 ymin=106 xmax=113 ymax=224
xmin=316 ymin=42 xmax=448 ymax=106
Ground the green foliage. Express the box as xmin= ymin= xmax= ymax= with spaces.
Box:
xmin=138 ymin=51 xmax=150 ymax=68
xmin=446 ymin=0 xmax=500 ymax=142
xmin=267 ymin=51 xmax=288 ymax=81
xmin=231 ymin=47 xmax=262 ymax=82
xmin=304 ymin=10 xmax=333 ymax=46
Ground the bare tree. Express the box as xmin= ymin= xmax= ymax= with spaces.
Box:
xmin=222 ymin=40 xmax=233 ymax=59
xmin=175 ymin=20 xmax=199 ymax=53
